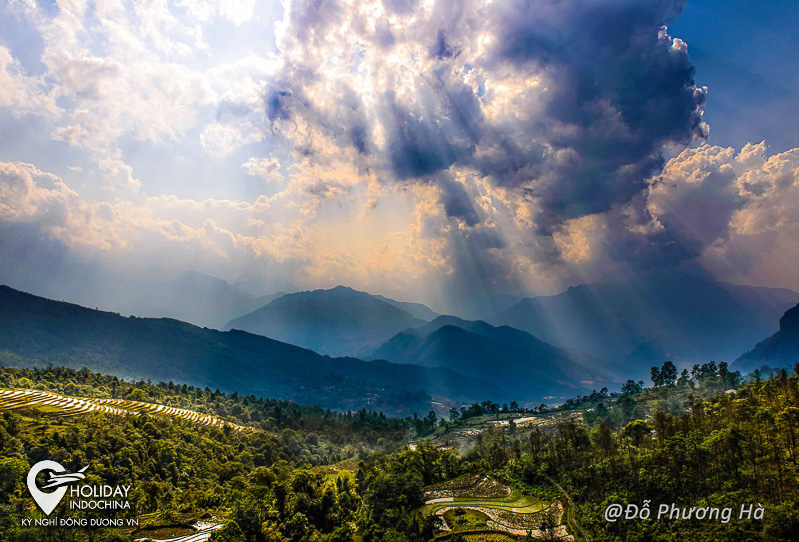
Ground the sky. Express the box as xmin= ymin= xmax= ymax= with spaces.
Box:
xmin=1 ymin=0 xmax=799 ymax=315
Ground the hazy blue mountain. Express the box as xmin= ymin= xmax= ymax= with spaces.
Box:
xmin=0 ymin=285 xmax=500 ymax=415
xmin=225 ymin=286 xmax=428 ymax=356
xmin=450 ymin=292 xmax=524 ymax=321
xmin=149 ymin=271 xmax=286 ymax=328
xmin=97 ymin=270 xmax=287 ymax=330
xmin=369 ymin=315 xmax=616 ymax=401
xmin=495 ymin=270 xmax=799 ymax=375
xmin=372 ymin=294 xmax=439 ymax=321
xmin=414 ymin=315 xmax=501 ymax=337
xmin=735 ymin=303 xmax=799 ymax=371
xmin=3 ymin=267 xmax=287 ymax=331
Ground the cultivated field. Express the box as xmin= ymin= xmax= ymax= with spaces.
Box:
xmin=425 ymin=411 xmax=584 ymax=450
xmin=0 ymin=388 xmax=254 ymax=432
xmin=133 ymin=520 xmax=223 ymax=542
xmin=423 ymin=475 xmax=574 ymax=540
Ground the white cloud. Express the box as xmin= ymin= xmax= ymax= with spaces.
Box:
xmin=242 ymin=155 xmax=280 ymax=181
xmin=0 ymin=46 xmax=59 ymax=116
xmin=545 ymin=143 xmax=799 ymax=289
xmin=200 ymin=122 xmax=245 ymax=156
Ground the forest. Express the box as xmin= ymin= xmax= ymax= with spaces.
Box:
xmin=1 ymin=364 xmax=798 ymax=541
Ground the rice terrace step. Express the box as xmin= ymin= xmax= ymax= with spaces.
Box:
xmin=0 ymin=388 xmax=254 ymax=432
xmin=132 ymin=520 xmax=224 ymax=542
xmin=423 ymin=475 xmax=575 ymax=540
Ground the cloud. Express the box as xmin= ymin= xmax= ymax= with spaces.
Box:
xmin=2 ymin=0 xmax=798 ymax=313
xmin=436 ymin=173 xmax=479 ymax=227
xmin=676 ymin=143 xmax=799 ymax=286
xmin=0 ymin=161 xmax=120 ymax=250
xmin=242 ymin=155 xmax=281 ymax=182
xmin=201 ymin=122 xmax=247 ymax=156
xmin=264 ymin=0 xmax=706 ymax=230
xmin=545 ymin=142 xmax=799 ymax=287
xmin=241 ymin=0 xmax=711 ymax=305
xmin=0 ymin=45 xmax=59 ymax=116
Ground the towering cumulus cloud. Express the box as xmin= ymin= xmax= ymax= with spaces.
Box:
xmin=267 ymin=0 xmax=706 ymax=227
xmin=0 ymin=0 xmax=796 ymax=312
xmin=256 ymin=0 xmax=708 ymax=302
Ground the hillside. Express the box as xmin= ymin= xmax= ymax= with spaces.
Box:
xmin=224 ymin=285 xmax=430 ymax=356
xmin=0 ymin=387 xmax=254 ymax=432
xmin=735 ymin=303 xmax=799 ymax=371
xmin=119 ymin=270 xmax=285 ymax=329
xmin=372 ymin=294 xmax=439 ymax=321
xmin=0 ymin=366 xmax=421 ymax=542
xmin=495 ymin=270 xmax=799 ymax=375
xmin=0 ymin=285 xmax=497 ymax=415
xmin=370 ymin=316 xmax=617 ymax=401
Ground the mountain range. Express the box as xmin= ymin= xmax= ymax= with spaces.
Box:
xmin=494 ymin=271 xmax=799 ymax=377
xmin=122 ymin=271 xmax=285 ymax=329
xmin=4 ymin=268 xmax=798 ymax=415
xmin=368 ymin=315 xmax=618 ymax=398
xmin=225 ymin=286 xmax=433 ymax=357
xmin=0 ymin=285 xmax=498 ymax=415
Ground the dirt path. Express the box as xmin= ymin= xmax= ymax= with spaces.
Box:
xmin=544 ymin=475 xmax=590 ymax=542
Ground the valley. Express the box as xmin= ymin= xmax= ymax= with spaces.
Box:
xmin=2 ymin=280 xmax=799 ymax=541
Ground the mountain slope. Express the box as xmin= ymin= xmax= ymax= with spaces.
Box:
xmin=373 ymin=294 xmax=438 ymax=321
xmin=225 ymin=286 xmax=427 ymax=356
xmin=0 ymin=285 xmax=499 ymax=414
xmin=92 ymin=270 xmax=287 ymax=330
xmin=495 ymin=271 xmax=799 ymax=374
xmin=370 ymin=316 xmax=616 ymax=401
xmin=137 ymin=271 xmax=285 ymax=329
xmin=735 ymin=303 xmax=799 ymax=371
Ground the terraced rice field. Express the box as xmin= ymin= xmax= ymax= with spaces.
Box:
xmin=133 ymin=521 xmax=223 ymax=542
xmin=423 ymin=475 xmax=574 ymax=540
xmin=0 ymin=388 xmax=254 ymax=432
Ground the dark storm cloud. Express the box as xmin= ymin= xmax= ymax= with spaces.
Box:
xmin=383 ymin=82 xmax=482 ymax=180
xmin=431 ymin=29 xmax=458 ymax=59
xmin=470 ymin=0 xmax=707 ymax=230
xmin=264 ymin=0 xmax=710 ymax=295
xmin=265 ymin=77 xmax=374 ymax=157
xmin=385 ymin=96 xmax=461 ymax=179
xmin=266 ymin=87 xmax=294 ymax=121
xmin=437 ymin=173 xmax=479 ymax=226
xmin=374 ymin=0 xmax=705 ymax=230
xmin=593 ymin=193 xmax=701 ymax=271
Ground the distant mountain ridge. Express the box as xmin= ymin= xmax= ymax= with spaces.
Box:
xmin=77 ymin=270 xmax=288 ymax=329
xmin=373 ymin=294 xmax=439 ymax=321
xmin=0 ymin=285 xmax=498 ymax=415
xmin=735 ymin=303 xmax=799 ymax=371
xmin=494 ymin=271 xmax=799 ymax=375
xmin=136 ymin=271 xmax=286 ymax=329
xmin=369 ymin=315 xmax=617 ymax=399
xmin=225 ymin=286 xmax=434 ymax=357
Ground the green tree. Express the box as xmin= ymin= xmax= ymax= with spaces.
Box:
xmin=661 ymin=361 xmax=678 ymax=387
xmin=650 ymin=366 xmax=662 ymax=387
